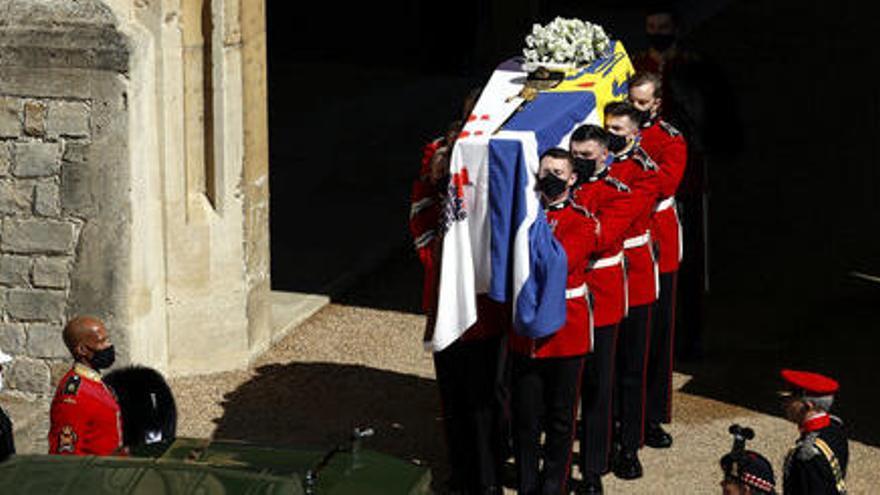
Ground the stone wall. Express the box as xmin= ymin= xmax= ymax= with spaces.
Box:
xmin=240 ymin=0 xmax=273 ymax=350
xmin=1 ymin=97 xmax=91 ymax=395
xmin=0 ymin=0 xmax=133 ymax=452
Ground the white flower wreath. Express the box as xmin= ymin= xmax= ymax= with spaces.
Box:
xmin=522 ymin=17 xmax=612 ymax=72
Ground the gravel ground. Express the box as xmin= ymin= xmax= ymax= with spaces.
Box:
xmin=170 ymin=304 xmax=880 ymax=494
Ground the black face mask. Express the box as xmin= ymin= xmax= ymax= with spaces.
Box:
xmin=573 ymin=157 xmax=597 ymax=183
xmin=607 ymin=133 xmax=629 ymax=153
xmin=537 ymin=173 xmax=568 ymax=200
xmin=90 ymin=345 xmax=116 ymax=370
xmin=637 ymin=109 xmax=653 ymax=126
xmin=647 ymin=33 xmax=676 ymax=52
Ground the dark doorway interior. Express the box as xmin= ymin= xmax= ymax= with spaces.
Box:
xmin=266 ymin=1 xmax=486 ymax=302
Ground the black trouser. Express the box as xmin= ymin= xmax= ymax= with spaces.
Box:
xmin=0 ymin=407 xmax=14 ymax=462
xmin=579 ymin=324 xmax=618 ymax=477
xmin=512 ymin=354 xmax=584 ymax=495
xmin=648 ymin=272 xmax=677 ymax=425
xmin=614 ymin=304 xmax=652 ymax=452
xmin=676 ymin=195 xmax=705 ymax=360
xmin=434 ymin=335 xmax=506 ymax=493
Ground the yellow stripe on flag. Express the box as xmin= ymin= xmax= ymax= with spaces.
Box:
xmin=545 ymin=41 xmax=635 ymax=125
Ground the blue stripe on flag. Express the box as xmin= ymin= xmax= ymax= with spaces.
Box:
xmin=503 ymin=92 xmax=596 ymax=154
xmin=487 ymin=137 xmax=568 ymax=339
xmin=487 ymin=138 xmax=522 ymax=302
xmin=514 ymin=210 xmax=567 ymax=338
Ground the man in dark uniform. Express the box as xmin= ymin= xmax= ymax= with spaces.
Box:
xmin=509 ymin=148 xmax=598 ymax=495
xmin=631 ymin=4 xmax=701 ymax=137
xmin=48 ymin=316 xmax=124 ymax=456
xmin=780 ymin=369 xmax=848 ymax=495
xmin=628 ymin=71 xmax=688 ymax=449
xmin=719 ymin=424 xmax=777 ymax=495
xmin=0 ymin=347 xmax=14 ymax=462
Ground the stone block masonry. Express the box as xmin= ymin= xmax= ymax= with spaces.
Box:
xmin=12 ymin=141 xmax=61 ymax=178
xmin=0 ymin=97 xmax=22 ymax=138
xmin=0 ymin=142 xmax=12 ymax=176
xmin=0 ymin=95 xmax=89 ymax=398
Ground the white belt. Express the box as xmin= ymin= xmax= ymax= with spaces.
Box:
xmin=654 ymin=196 xmax=675 ymax=212
xmin=589 ymin=251 xmax=624 ymax=269
xmin=565 ymin=284 xmax=587 ymax=299
xmin=624 ymin=232 xmax=651 ymax=249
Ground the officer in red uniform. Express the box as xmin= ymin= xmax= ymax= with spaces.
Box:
xmin=779 ymin=370 xmax=848 ymax=495
xmin=604 ymin=101 xmax=660 ymax=480
xmin=410 ymin=120 xmax=462 ymax=321
xmin=629 ymin=71 xmax=688 ymax=449
xmin=570 ymin=124 xmax=635 ymax=494
xmin=48 ymin=316 xmax=123 ymax=456
xmin=509 ymin=148 xmax=598 ymax=495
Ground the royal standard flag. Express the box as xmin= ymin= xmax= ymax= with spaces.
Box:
xmin=430 ymin=42 xmax=634 ymax=352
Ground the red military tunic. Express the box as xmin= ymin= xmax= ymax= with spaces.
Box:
xmin=510 ymin=201 xmax=599 ymax=358
xmin=641 ymin=117 xmax=688 ymax=274
xmin=573 ymin=169 xmax=633 ymax=327
xmin=410 ymin=137 xmax=446 ymax=314
xmin=610 ymin=144 xmax=661 ymax=308
xmin=49 ymin=363 xmax=123 ymax=456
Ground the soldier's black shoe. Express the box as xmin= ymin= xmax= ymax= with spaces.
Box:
xmin=578 ymin=473 xmax=603 ymax=494
xmin=645 ymin=423 xmax=673 ymax=449
xmin=612 ymin=450 xmax=643 ymax=480
xmin=602 ymin=440 xmax=621 ymax=476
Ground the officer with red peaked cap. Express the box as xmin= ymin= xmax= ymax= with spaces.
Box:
xmin=779 ymin=369 xmax=848 ymax=495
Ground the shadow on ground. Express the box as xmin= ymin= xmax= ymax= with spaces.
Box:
xmin=678 ymin=277 xmax=880 ymax=447
xmin=672 ymin=0 xmax=880 ymax=447
xmin=212 ymin=362 xmax=448 ymax=487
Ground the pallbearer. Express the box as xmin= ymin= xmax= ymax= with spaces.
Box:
xmin=411 ymin=97 xmax=508 ymax=494
xmin=509 ymin=148 xmax=598 ymax=495
xmin=570 ymin=125 xmax=634 ymax=494
xmin=628 ymin=71 xmax=688 ymax=449
xmin=603 ymin=101 xmax=660 ymax=480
